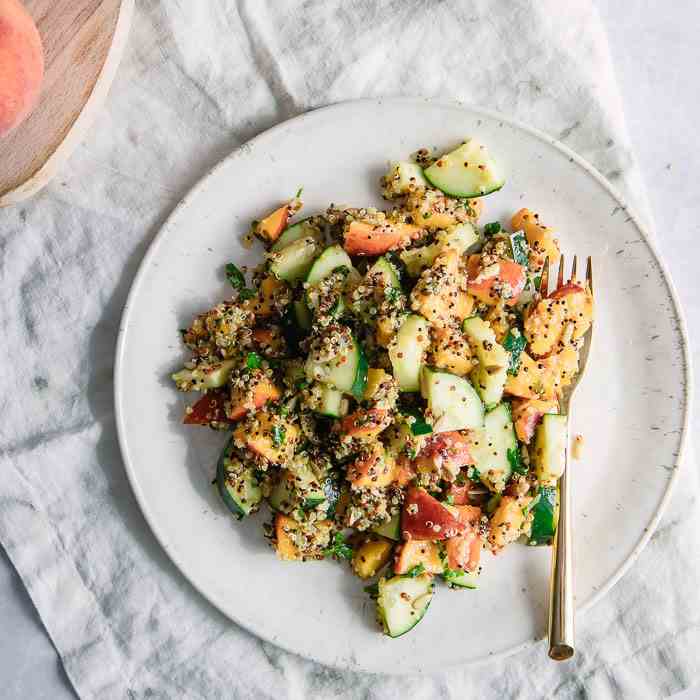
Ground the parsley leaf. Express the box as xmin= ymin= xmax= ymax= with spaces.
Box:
xmin=483 ymin=221 xmax=501 ymax=237
xmin=246 ymin=352 xmax=262 ymax=369
xmin=507 ymin=447 xmax=528 ymax=475
xmin=225 ymin=263 xmax=246 ymax=289
xmin=466 ymin=465 xmax=481 ymax=482
xmin=405 ymin=563 xmax=426 ymax=578
xmin=509 ymin=231 xmax=529 ymax=267
xmin=324 ymin=532 xmax=353 ymax=560
xmin=271 ymin=425 xmax=286 ymax=448
xmin=225 ymin=263 xmax=256 ymax=299
xmin=385 ymin=286 xmax=402 ymax=305
xmin=503 ymin=330 xmax=527 ymax=376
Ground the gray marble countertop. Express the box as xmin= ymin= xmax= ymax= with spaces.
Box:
xmin=1 ymin=1 xmax=698 ymax=697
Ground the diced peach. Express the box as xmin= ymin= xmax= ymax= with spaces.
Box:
xmin=252 ymin=326 xmax=285 ymax=356
xmin=401 ymin=487 xmax=467 ymax=541
xmin=348 ymin=445 xmax=397 ymax=488
xmin=274 ymin=514 xmax=301 ymax=560
xmin=255 ymin=205 xmax=290 ymax=244
xmin=227 ymin=376 xmax=281 ymax=420
xmin=488 ymin=495 xmax=532 ymax=552
xmin=467 ymin=258 xmax=527 ymax=306
xmin=242 ymin=275 xmax=285 ymax=319
xmin=414 ymin=432 xmax=473 ymax=476
xmin=394 ymin=540 xmax=443 ymax=575
xmin=446 ymin=483 xmax=471 ymax=505
xmin=0 ymin=0 xmax=44 ymax=138
xmin=395 ymin=456 xmax=416 ymax=487
xmin=511 ymin=208 xmax=561 ymax=268
xmin=362 ymin=368 xmax=390 ymax=401
xmin=234 ymin=412 xmax=298 ymax=463
xmin=540 ymin=346 xmax=579 ymax=398
xmin=411 ymin=250 xmax=474 ymax=328
xmin=445 ymin=505 xmax=482 ymax=573
xmin=504 ymin=352 xmax=543 ymax=400
xmin=183 ymin=389 xmax=230 ymax=425
xmin=343 ymin=221 xmax=421 ymax=256
xmin=524 ymin=284 xmax=592 ymax=357
xmin=430 ymin=325 xmax=473 ymax=376
xmin=340 ymin=408 xmax=390 ymax=439
xmin=511 ymin=398 xmax=559 ymax=443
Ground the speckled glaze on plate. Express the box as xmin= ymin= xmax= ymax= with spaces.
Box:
xmin=114 ymin=99 xmax=691 ymax=673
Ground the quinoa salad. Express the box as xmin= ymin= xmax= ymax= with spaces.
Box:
xmin=172 ymin=139 xmax=594 ymax=638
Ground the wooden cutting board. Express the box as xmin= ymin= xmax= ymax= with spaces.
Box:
xmin=0 ymin=0 xmax=134 ymax=206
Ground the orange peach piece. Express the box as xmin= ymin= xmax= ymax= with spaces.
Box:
xmin=467 ymin=258 xmax=527 ymax=307
xmin=343 ymin=221 xmax=421 ymax=256
xmin=0 ymin=0 xmax=44 ymax=137
xmin=255 ymin=205 xmax=290 ymax=244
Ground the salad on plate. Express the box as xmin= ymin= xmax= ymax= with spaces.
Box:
xmin=172 ymin=138 xmax=594 ymax=638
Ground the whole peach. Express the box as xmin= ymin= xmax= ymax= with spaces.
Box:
xmin=0 ymin=0 xmax=44 ymax=138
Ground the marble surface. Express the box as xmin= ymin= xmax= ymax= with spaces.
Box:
xmin=1 ymin=0 xmax=698 ymax=697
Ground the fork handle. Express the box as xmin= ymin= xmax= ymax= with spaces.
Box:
xmin=548 ymin=431 xmax=574 ymax=660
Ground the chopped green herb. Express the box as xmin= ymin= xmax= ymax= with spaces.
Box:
xmin=442 ymin=567 xmax=461 ymax=582
xmin=296 ymin=379 xmax=310 ymax=390
xmin=507 ymin=447 xmax=527 ymax=475
xmin=225 ymin=263 xmax=256 ymax=298
xmin=271 ymin=425 xmax=286 ymax=448
xmin=444 ymin=494 xmax=455 ymax=505
xmin=225 ymin=263 xmax=246 ymax=289
xmin=385 ymin=286 xmax=402 ymax=305
xmin=324 ymin=532 xmax=353 ymax=560
xmin=509 ymin=231 xmax=529 ymax=267
xmin=503 ymin=329 xmax=527 ymax=376
xmin=246 ymin=352 xmax=262 ymax=369
xmin=466 ymin=465 xmax=481 ymax=482
xmin=404 ymin=409 xmax=433 ymax=436
xmin=295 ymin=187 xmax=304 ymax=199
xmin=404 ymin=563 xmax=426 ymax=578
xmin=483 ymin=221 xmax=501 ymax=237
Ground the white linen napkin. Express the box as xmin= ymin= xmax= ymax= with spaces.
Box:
xmin=1 ymin=1 xmax=697 ymax=698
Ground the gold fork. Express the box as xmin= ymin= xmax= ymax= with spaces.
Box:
xmin=539 ymin=255 xmax=594 ymax=661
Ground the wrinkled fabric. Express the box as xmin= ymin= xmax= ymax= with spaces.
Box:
xmin=0 ymin=1 xmax=697 ymax=698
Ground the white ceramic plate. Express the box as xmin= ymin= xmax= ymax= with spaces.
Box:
xmin=115 ymin=99 xmax=690 ymax=673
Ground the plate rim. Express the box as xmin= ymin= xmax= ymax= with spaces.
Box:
xmin=114 ymin=97 xmax=693 ymax=672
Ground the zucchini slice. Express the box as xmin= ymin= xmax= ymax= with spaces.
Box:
xmin=216 ymin=440 xmax=262 ymax=519
xmin=443 ymin=570 xmax=479 ymax=589
xmin=423 ymin=138 xmax=505 ymax=198
xmin=269 ymin=237 xmax=321 ymax=283
xmin=305 ymin=334 xmax=368 ymax=400
xmin=172 ymin=358 xmax=236 ymax=392
xmin=373 ymin=513 xmax=401 ymax=541
xmin=377 ymin=574 xmax=434 ymax=638
xmin=421 ymin=366 xmax=484 ymax=432
xmin=462 ymin=316 xmax=508 ymax=407
xmin=389 ymin=314 xmax=431 ymax=392
xmin=533 ymin=413 xmax=568 ymax=485
xmin=293 ymin=299 xmax=312 ymax=331
xmin=271 ymin=218 xmax=322 ymax=252
xmin=316 ymin=385 xmax=348 ymax=418
xmin=400 ymin=223 xmax=480 ymax=276
xmin=305 ymin=244 xmax=354 ymax=285
xmin=368 ymin=255 xmax=402 ymax=289
xmin=471 ymin=403 xmax=518 ymax=493
xmin=383 ymin=161 xmax=428 ymax=197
